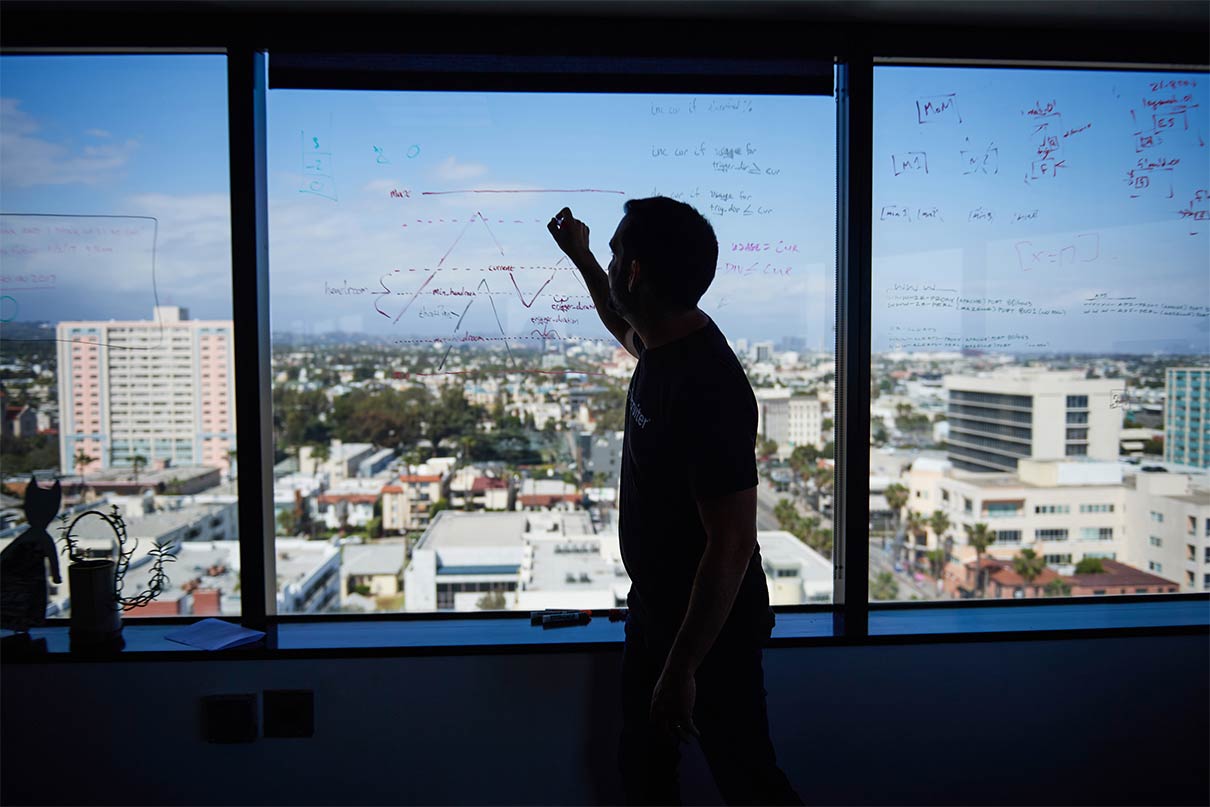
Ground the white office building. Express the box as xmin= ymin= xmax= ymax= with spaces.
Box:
xmin=756 ymin=389 xmax=824 ymax=456
xmin=944 ymin=369 xmax=1120 ymax=472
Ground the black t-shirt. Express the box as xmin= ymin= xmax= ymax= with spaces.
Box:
xmin=618 ymin=316 xmax=774 ymax=649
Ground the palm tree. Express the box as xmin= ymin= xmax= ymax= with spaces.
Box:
xmin=928 ymin=509 xmax=951 ymax=577
xmin=965 ymin=522 xmax=996 ymax=598
xmin=129 ymin=454 xmax=148 ymax=486
xmin=1011 ymin=548 xmax=1048 ymax=599
xmin=73 ymin=449 xmax=96 ymax=489
xmin=905 ymin=509 xmax=926 ymax=568
xmin=884 ymin=482 xmax=909 ymax=535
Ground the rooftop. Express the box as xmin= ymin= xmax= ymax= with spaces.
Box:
xmin=342 ymin=542 xmax=406 ymax=577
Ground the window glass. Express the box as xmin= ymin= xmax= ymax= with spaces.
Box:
xmin=0 ymin=55 xmax=236 ymax=619
xmin=872 ymin=65 xmax=1209 ymax=602
xmin=268 ymin=83 xmax=837 ymax=613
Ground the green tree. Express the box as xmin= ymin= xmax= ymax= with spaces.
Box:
xmin=477 ymin=589 xmax=507 ymax=610
xmin=871 ymin=571 xmax=899 ymax=601
xmin=308 ymin=441 xmax=331 ymax=475
xmin=275 ymin=387 xmax=332 ymax=464
xmin=331 ymin=386 xmax=427 ymax=449
xmin=73 ymin=448 xmax=96 ymax=486
xmin=774 ymin=499 xmax=801 ymax=534
xmin=757 ymin=437 xmax=779 ymax=459
xmin=789 ymin=444 xmax=820 ymax=476
xmin=277 ymin=508 xmax=299 ymax=537
xmin=1044 ymin=577 xmax=1073 ymax=597
xmin=904 ymin=509 xmax=926 ymax=567
xmin=426 ymin=385 xmax=484 ymax=450
xmin=884 ymin=483 xmax=909 ymax=543
xmin=965 ymin=522 xmax=996 ymax=598
xmin=928 ymin=509 xmax=951 ymax=578
xmin=1074 ymin=556 xmax=1106 ymax=575
xmin=129 ymin=454 xmax=148 ymax=485
xmin=1011 ymin=548 xmax=1048 ymax=598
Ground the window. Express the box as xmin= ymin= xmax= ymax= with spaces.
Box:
xmin=985 ymin=502 xmax=1022 ymax=518
xmin=7 ymin=36 xmax=1206 ymax=643
xmin=1149 ymin=561 xmax=1163 ymax=573
xmin=1150 ymin=536 xmax=1163 ymax=548
xmin=0 ymin=54 xmax=237 ymax=619
xmin=871 ymin=64 xmax=1207 ymax=602
xmin=268 ymin=65 xmax=838 ymax=613
xmin=1046 ymin=554 xmax=1073 ymax=565
xmin=994 ymin=530 xmax=1022 ymax=545
xmin=1151 ymin=512 xmax=1165 ymax=524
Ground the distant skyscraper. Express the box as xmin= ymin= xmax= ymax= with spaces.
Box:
xmin=57 ymin=306 xmax=235 ymax=475
xmin=944 ymin=370 xmax=1120 ymax=473
xmin=753 ymin=341 xmax=775 ymax=364
xmin=1165 ymin=367 xmax=1209 ymax=468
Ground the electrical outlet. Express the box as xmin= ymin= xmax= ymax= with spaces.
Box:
xmin=263 ymin=689 xmax=314 ymax=738
xmin=200 ymin=693 xmax=258 ymax=743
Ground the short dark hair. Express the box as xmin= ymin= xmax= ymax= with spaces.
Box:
xmin=620 ymin=197 xmax=718 ymax=310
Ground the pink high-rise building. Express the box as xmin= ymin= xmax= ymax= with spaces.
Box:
xmin=57 ymin=306 xmax=235 ymax=476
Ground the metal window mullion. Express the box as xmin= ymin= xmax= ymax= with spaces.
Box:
xmin=834 ymin=57 xmax=873 ymax=638
xmin=228 ymin=48 xmax=276 ymax=634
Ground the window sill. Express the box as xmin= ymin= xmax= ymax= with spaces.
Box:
xmin=3 ymin=597 xmax=1205 ymax=662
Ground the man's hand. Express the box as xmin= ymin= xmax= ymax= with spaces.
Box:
xmin=547 ymin=207 xmax=593 ymax=267
xmin=650 ymin=662 xmax=701 ymax=744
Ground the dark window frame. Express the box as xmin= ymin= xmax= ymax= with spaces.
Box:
xmin=2 ymin=4 xmax=1207 ymax=652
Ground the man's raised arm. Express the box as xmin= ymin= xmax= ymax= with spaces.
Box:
xmin=547 ymin=207 xmax=639 ymax=358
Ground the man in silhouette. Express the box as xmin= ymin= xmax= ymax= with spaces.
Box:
xmin=549 ymin=198 xmax=801 ymax=805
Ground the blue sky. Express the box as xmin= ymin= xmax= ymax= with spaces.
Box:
xmin=2 ymin=56 xmax=1206 ymax=354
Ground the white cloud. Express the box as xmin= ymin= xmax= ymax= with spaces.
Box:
xmin=0 ymin=98 xmax=138 ymax=187
xmin=124 ymin=193 xmax=233 ymax=317
xmin=362 ymin=178 xmax=403 ymax=195
xmin=432 ymin=155 xmax=488 ymax=182
xmin=85 ymin=128 xmax=112 ymax=138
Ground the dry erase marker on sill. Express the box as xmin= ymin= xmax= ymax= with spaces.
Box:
xmin=542 ymin=611 xmax=591 ymax=628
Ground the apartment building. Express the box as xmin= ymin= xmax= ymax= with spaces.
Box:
xmin=907 ymin=457 xmax=1129 ymax=572
xmin=1165 ymin=367 xmax=1209 ymax=468
xmin=756 ymin=389 xmax=824 ymax=456
xmin=381 ymin=465 xmax=449 ymax=532
xmin=908 ymin=457 xmax=1209 ymax=591
xmin=944 ymin=369 xmax=1120 ymax=472
xmin=56 ymin=306 xmax=234 ymax=476
xmin=1124 ymin=468 xmax=1210 ymax=592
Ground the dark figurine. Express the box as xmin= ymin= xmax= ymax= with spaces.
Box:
xmin=1 ymin=477 xmax=63 ymax=632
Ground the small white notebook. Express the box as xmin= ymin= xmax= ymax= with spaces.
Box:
xmin=164 ymin=618 xmax=265 ymax=651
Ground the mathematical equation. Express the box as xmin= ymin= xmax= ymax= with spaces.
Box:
xmin=886 ymin=291 xmax=1066 ymax=316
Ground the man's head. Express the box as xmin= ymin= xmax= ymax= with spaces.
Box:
xmin=607 ymin=197 xmax=718 ymax=319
